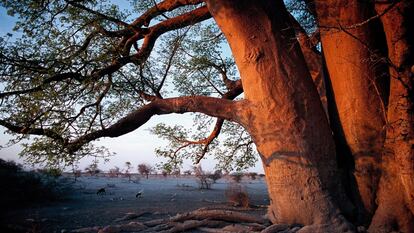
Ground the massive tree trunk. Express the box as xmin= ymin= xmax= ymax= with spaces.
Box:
xmin=314 ymin=0 xmax=388 ymax=223
xmin=369 ymin=2 xmax=414 ymax=232
xmin=206 ymin=1 xmax=354 ymax=231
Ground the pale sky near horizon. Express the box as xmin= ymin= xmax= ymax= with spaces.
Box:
xmin=0 ymin=3 xmax=264 ymax=173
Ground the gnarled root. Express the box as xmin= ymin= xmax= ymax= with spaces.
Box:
xmin=72 ymin=208 xmax=270 ymax=233
xmin=297 ymin=214 xmax=356 ymax=233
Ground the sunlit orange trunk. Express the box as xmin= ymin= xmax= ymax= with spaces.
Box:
xmin=314 ymin=0 xmax=388 ymax=222
xmin=206 ymin=0 xmax=354 ymax=231
xmin=369 ymin=2 xmax=414 ymax=232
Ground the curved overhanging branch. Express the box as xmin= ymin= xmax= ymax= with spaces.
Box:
xmin=131 ymin=0 xmax=205 ymax=27
xmin=0 ymin=96 xmax=243 ymax=155
xmin=66 ymin=96 xmax=243 ymax=153
xmin=130 ymin=6 xmax=210 ymax=64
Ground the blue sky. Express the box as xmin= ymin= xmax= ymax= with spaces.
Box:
xmin=0 ymin=6 xmax=15 ymax=35
xmin=0 ymin=2 xmax=264 ymax=173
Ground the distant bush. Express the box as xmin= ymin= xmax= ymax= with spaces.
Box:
xmin=138 ymin=163 xmax=152 ymax=179
xmin=225 ymin=183 xmax=250 ymax=208
xmin=0 ymin=159 xmax=22 ymax=172
xmin=171 ymin=169 xmax=181 ymax=177
xmin=194 ymin=166 xmax=213 ymax=189
xmin=73 ymin=169 xmax=82 ymax=182
xmin=85 ymin=163 xmax=101 ymax=176
xmin=183 ymin=170 xmax=192 ymax=176
xmin=38 ymin=167 xmax=63 ymax=178
xmin=125 ymin=162 xmax=133 ymax=181
xmin=208 ymin=170 xmax=222 ymax=183
xmin=0 ymin=159 xmax=66 ymax=208
xmin=109 ymin=166 xmax=121 ymax=178
xmin=247 ymin=172 xmax=258 ymax=180
xmin=231 ymin=172 xmax=244 ymax=183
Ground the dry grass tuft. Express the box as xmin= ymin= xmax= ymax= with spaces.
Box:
xmin=225 ymin=183 xmax=250 ymax=208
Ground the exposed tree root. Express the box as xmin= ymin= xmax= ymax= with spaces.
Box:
xmin=169 ymin=209 xmax=268 ymax=224
xmin=71 ymin=208 xmax=271 ymax=233
xmin=70 ymin=207 xmax=366 ymax=233
xmin=296 ymin=214 xmax=356 ymax=233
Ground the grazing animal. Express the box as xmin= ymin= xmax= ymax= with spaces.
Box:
xmin=135 ymin=189 xmax=144 ymax=198
xmin=97 ymin=188 xmax=106 ymax=195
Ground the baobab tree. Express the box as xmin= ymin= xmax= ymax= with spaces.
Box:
xmin=0 ymin=0 xmax=412 ymax=232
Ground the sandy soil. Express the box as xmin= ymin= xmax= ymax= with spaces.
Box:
xmin=2 ymin=174 xmax=269 ymax=232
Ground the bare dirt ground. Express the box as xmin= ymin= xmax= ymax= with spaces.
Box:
xmin=1 ymin=174 xmax=270 ymax=232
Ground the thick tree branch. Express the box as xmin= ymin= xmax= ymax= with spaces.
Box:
xmin=163 ymin=79 xmax=243 ymax=161
xmin=0 ymin=119 xmax=65 ymax=143
xmin=67 ymin=96 xmax=241 ymax=153
xmin=130 ymin=6 xmax=210 ymax=64
xmin=131 ymin=0 xmax=204 ymax=27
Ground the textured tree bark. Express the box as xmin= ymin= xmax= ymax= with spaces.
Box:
xmin=369 ymin=2 xmax=414 ymax=232
xmin=314 ymin=0 xmax=388 ymax=222
xmin=289 ymin=16 xmax=328 ymax=117
xmin=206 ymin=0 xmax=354 ymax=231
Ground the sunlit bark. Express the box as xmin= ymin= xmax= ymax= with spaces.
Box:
xmin=369 ymin=2 xmax=414 ymax=232
xmin=206 ymin=0 xmax=354 ymax=231
xmin=314 ymin=0 xmax=388 ymax=223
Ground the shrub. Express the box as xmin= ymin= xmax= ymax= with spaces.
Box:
xmin=138 ymin=163 xmax=152 ymax=179
xmin=38 ymin=167 xmax=62 ymax=178
xmin=248 ymin=172 xmax=258 ymax=180
xmin=171 ymin=169 xmax=181 ymax=177
xmin=0 ymin=159 xmax=65 ymax=208
xmin=231 ymin=172 xmax=244 ymax=183
xmin=0 ymin=159 xmax=22 ymax=172
xmin=208 ymin=170 xmax=222 ymax=183
xmin=73 ymin=169 xmax=82 ymax=181
xmin=225 ymin=183 xmax=250 ymax=208
xmin=109 ymin=166 xmax=121 ymax=177
xmin=194 ymin=166 xmax=213 ymax=189
xmin=85 ymin=163 xmax=100 ymax=176
xmin=124 ymin=162 xmax=133 ymax=181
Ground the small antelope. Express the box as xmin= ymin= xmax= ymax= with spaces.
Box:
xmin=97 ymin=188 xmax=106 ymax=195
xmin=135 ymin=189 xmax=144 ymax=198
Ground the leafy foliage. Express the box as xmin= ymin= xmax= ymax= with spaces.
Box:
xmin=0 ymin=0 xmax=259 ymax=172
